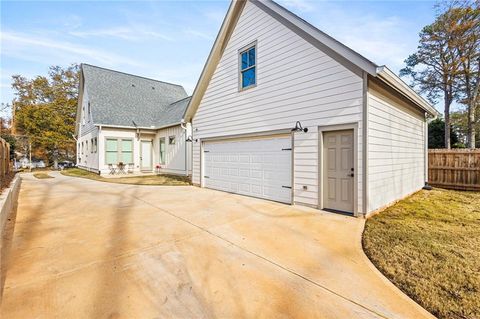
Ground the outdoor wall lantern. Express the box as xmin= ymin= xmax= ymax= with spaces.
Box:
xmin=291 ymin=121 xmax=308 ymax=133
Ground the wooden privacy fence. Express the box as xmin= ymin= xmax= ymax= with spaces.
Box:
xmin=0 ymin=137 xmax=11 ymax=185
xmin=429 ymin=149 xmax=480 ymax=191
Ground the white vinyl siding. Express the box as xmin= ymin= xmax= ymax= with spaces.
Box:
xmin=192 ymin=1 xmax=363 ymax=211
xmin=79 ymin=87 xmax=96 ymax=137
xmin=367 ymin=82 xmax=425 ymax=212
xmin=154 ymin=125 xmax=190 ymax=175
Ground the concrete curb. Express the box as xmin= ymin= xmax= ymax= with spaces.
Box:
xmin=0 ymin=174 xmax=21 ymax=244
xmin=356 ymin=221 xmax=436 ymax=319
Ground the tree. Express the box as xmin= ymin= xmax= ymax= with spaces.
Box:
xmin=428 ymin=117 xmax=461 ymax=148
xmin=451 ymin=107 xmax=480 ymax=147
xmin=12 ymin=64 xmax=79 ymax=166
xmin=454 ymin=2 xmax=480 ymax=148
xmin=400 ymin=6 xmax=462 ymax=149
xmin=0 ymin=103 xmax=11 ymax=135
xmin=0 ymin=134 xmax=16 ymax=159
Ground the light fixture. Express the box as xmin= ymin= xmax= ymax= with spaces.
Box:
xmin=291 ymin=121 xmax=308 ymax=133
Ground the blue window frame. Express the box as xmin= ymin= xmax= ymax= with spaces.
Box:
xmin=240 ymin=45 xmax=256 ymax=89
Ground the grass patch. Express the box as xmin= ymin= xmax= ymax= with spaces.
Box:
xmin=61 ymin=168 xmax=190 ymax=186
xmin=33 ymin=172 xmax=54 ymax=179
xmin=363 ymin=189 xmax=480 ymax=319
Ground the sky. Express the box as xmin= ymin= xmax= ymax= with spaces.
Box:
xmin=1 ymin=0 xmax=438 ymax=117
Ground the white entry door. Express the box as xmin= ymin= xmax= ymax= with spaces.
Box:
xmin=203 ymin=136 xmax=292 ymax=204
xmin=140 ymin=140 xmax=152 ymax=171
xmin=323 ymin=130 xmax=354 ymax=213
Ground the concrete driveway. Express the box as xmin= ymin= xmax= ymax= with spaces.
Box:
xmin=1 ymin=172 xmax=433 ymax=318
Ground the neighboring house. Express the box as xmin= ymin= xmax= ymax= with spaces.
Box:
xmin=75 ymin=64 xmax=192 ymax=176
xmin=15 ymin=157 xmax=45 ymax=169
xmin=16 ymin=157 xmax=30 ymax=169
xmin=183 ymin=0 xmax=439 ymax=217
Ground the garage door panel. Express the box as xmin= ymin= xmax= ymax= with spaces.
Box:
xmin=203 ymin=136 xmax=292 ymax=204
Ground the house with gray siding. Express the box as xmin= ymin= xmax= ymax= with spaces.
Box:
xmin=184 ymin=0 xmax=439 ymax=216
xmin=75 ymin=64 xmax=192 ymax=176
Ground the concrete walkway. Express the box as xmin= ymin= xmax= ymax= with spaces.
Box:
xmin=0 ymin=172 xmax=434 ymax=318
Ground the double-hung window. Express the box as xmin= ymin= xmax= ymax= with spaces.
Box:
xmin=159 ymin=137 xmax=166 ymax=165
xmin=239 ymin=44 xmax=256 ymax=90
xmin=105 ymin=139 xmax=118 ymax=164
xmin=105 ymin=138 xmax=133 ymax=164
xmin=120 ymin=139 xmax=133 ymax=163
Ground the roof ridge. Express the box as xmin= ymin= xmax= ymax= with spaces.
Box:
xmin=81 ymin=63 xmax=185 ymax=88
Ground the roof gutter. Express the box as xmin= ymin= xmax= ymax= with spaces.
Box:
xmin=375 ymin=66 xmax=439 ymax=118
xmin=94 ymin=123 xmax=181 ymax=130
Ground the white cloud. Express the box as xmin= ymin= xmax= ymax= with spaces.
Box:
xmin=62 ymin=14 xmax=83 ymax=29
xmin=278 ymin=0 xmax=315 ymax=12
xmin=146 ymin=62 xmax=206 ymax=94
xmin=299 ymin=5 xmax=417 ymax=73
xmin=1 ymin=31 xmax=143 ymax=67
xmin=203 ymin=9 xmax=226 ymax=24
xmin=183 ymin=28 xmax=214 ymax=40
xmin=70 ymin=26 xmax=173 ymax=42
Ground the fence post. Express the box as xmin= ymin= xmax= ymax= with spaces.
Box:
xmin=0 ymin=138 xmax=4 ymax=184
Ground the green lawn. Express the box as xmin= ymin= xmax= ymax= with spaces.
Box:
xmin=363 ymin=189 xmax=480 ymax=319
xmin=61 ymin=168 xmax=190 ymax=186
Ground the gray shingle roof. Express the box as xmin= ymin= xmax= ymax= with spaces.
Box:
xmin=81 ymin=64 xmax=189 ymax=128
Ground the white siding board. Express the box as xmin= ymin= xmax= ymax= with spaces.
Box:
xmin=154 ymin=125 xmax=189 ymax=175
xmin=200 ymin=63 xmax=356 ymax=111
xmin=192 ymin=1 xmax=364 ymax=211
xmin=367 ymin=82 xmax=425 ymax=212
xmin=197 ymin=87 xmax=361 ymax=125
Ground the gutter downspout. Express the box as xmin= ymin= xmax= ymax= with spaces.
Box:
xmin=423 ymin=112 xmax=435 ymax=190
xmin=180 ymin=119 xmax=190 ymax=176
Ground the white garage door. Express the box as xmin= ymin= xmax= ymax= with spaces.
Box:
xmin=203 ymin=136 xmax=292 ymax=203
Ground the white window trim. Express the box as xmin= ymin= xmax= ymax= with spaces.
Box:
xmin=104 ymin=137 xmax=134 ymax=165
xmin=159 ymin=137 xmax=166 ymax=165
xmin=238 ymin=41 xmax=257 ymax=92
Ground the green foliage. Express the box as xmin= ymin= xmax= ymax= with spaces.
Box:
xmin=0 ymin=134 xmax=16 ymax=159
xmin=429 ymin=118 xmax=461 ymax=148
xmin=401 ymin=1 xmax=479 ymax=149
xmin=451 ymin=108 xmax=480 ymax=147
xmin=12 ymin=64 xmax=79 ymax=163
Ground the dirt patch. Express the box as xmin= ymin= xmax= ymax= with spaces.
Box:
xmin=61 ymin=168 xmax=190 ymax=186
xmin=33 ymin=172 xmax=54 ymax=179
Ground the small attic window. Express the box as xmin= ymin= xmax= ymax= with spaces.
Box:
xmin=131 ymin=84 xmax=135 ymax=87
xmin=239 ymin=43 xmax=256 ymax=90
xmin=152 ymin=86 xmax=155 ymax=90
